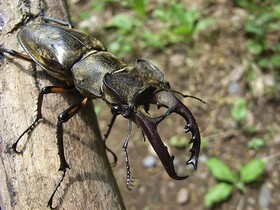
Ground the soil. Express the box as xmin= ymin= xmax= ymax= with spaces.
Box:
xmin=68 ymin=1 xmax=280 ymax=209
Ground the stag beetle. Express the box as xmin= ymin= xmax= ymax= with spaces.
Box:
xmin=1 ymin=13 xmax=201 ymax=208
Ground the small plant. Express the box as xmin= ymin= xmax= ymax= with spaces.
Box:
xmin=231 ymin=98 xmax=248 ymax=122
xmin=107 ymin=0 xmax=214 ymax=55
xmin=247 ymin=137 xmax=265 ymax=150
xmin=73 ymin=1 xmax=214 ymax=56
xmin=141 ymin=1 xmax=214 ymax=49
xmin=204 ymin=157 xmax=265 ymax=208
xmin=169 ymin=135 xmax=189 ymax=149
xmin=107 ymin=13 xmax=141 ymax=56
xmin=236 ymin=0 xmax=280 ymax=69
xmin=234 ymin=0 xmax=280 ymax=99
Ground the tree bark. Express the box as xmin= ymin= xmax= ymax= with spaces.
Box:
xmin=0 ymin=0 xmax=125 ymax=209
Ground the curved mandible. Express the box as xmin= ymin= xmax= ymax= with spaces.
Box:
xmin=151 ymin=90 xmax=201 ymax=169
xmin=132 ymin=110 xmax=188 ymax=180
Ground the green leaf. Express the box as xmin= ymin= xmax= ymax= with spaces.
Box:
xmin=200 ymin=138 xmax=208 ymax=150
xmin=108 ymin=41 xmax=121 ymax=53
xmin=231 ymin=98 xmax=247 ymax=121
xmin=204 ymin=183 xmax=233 ymax=208
xmin=173 ymin=25 xmax=192 ymax=36
xmin=110 ymin=14 xmax=135 ymax=30
xmin=194 ymin=18 xmax=214 ymax=34
xmin=273 ymin=4 xmax=280 ymax=19
xmin=181 ymin=9 xmax=198 ymax=26
xmin=257 ymin=58 xmax=270 ymax=69
xmin=275 ymin=43 xmax=280 ymax=52
xmin=79 ymin=12 xmax=90 ymax=21
xmin=90 ymin=2 xmax=106 ymax=11
xmin=169 ymin=135 xmax=188 ymax=149
xmin=206 ymin=158 xmax=237 ymax=183
xmin=245 ymin=21 xmax=263 ymax=35
xmin=141 ymin=30 xmax=164 ymax=49
xmin=94 ymin=105 xmax=101 ymax=115
xmin=270 ymin=54 xmax=280 ymax=68
xmin=235 ymin=182 xmax=245 ymax=192
xmin=240 ymin=159 xmax=265 ymax=183
xmin=246 ymin=40 xmax=263 ymax=55
xmin=131 ymin=0 xmax=146 ymax=17
xmin=247 ymin=138 xmax=265 ymax=150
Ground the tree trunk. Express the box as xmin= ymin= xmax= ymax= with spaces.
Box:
xmin=0 ymin=0 xmax=125 ymax=209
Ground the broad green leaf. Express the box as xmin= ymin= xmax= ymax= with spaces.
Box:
xmin=132 ymin=0 xmax=146 ymax=17
xmin=204 ymin=183 xmax=233 ymax=208
xmin=173 ymin=26 xmax=192 ymax=36
xmin=270 ymin=55 xmax=280 ymax=68
xmin=206 ymin=158 xmax=237 ymax=183
xmin=246 ymin=40 xmax=263 ymax=55
xmin=110 ymin=14 xmax=134 ymax=30
xmin=257 ymin=58 xmax=270 ymax=69
xmin=240 ymin=159 xmax=265 ymax=183
xmin=245 ymin=21 xmax=263 ymax=35
xmin=273 ymin=4 xmax=280 ymax=19
xmin=247 ymin=138 xmax=265 ymax=150
xmin=231 ymin=98 xmax=247 ymax=121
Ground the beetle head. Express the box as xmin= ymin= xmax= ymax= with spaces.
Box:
xmin=102 ymin=59 xmax=201 ymax=180
xmin=102 ymin=59 xmax=169 ymax=116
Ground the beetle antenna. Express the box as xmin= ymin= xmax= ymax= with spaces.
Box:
xmin=170 ymin=90 xmax=207 ymax=104
xmin=122 ymin=120 xmax=133 ymax=189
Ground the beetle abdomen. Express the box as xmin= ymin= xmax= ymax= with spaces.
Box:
xmin=17 ymin=24 xmax=88 ymax=81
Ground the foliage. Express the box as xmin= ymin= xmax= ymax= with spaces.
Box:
xmin=204 ymin=157 xmax=265 ymax=208
xmin=236 ymin=0 xmax=280 ymax=70
xmin=231 ymin=98 xmax=247 ymax=122
xmin=247 ymin=137 xmax=265 ymax=150
xmin=169 ymin=135 xmax=189 ymax=149
xmin=140 ymin=2 xmax=214 ymax=49
xmin=79 ymin=0 xmax=214 ymax=56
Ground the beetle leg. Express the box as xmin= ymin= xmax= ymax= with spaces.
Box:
xmin=48 ymin=97 xmax=88 ymax=208
xmin=39 ymin=0 xmax=73 ymax=28
xmin=42 ymin=16 xmax=73 ymax=28
xmin=122 ymin=120 xmax=133 ymax=189
xmin=47 ymin=169 xmax=66 ymax=209
xmin=11 ymin=86 xmax=75 ymax=153
xmin=151 ymin=90 xmax=201 ymax=169
xmin=0 ymin=47 xmax=33 ymax=62
xmin=102 ymin=115 xmax=118 ymax=166
xmin=56 ymin=97 xmax=88 ymax=170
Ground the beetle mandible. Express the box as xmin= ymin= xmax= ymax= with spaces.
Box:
xmin=0 ymin=6 xmax=202 ymax=208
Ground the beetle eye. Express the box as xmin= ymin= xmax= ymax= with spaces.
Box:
xmin=111 ymin=104 xmax=121 ymax=115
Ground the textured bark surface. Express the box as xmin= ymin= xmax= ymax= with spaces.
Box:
xmin=0 ymin=0 xmax=125 ymax=209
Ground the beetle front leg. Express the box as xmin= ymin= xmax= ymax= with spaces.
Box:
xmin=47 ymin=97 xmax=88 ymax=208
xmin=12 ymin=85 xmax=75 ymax=153
xmin=102 ymin=115 xmax=118 ymax=166
xmin=122 ymin=120 xmax=133 ymax=189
